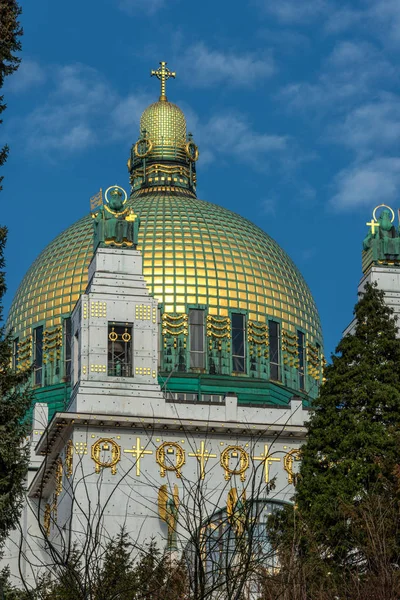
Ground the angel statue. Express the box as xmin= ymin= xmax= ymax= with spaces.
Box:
xmin=158 ymin=484 xmax=179 ymax=551
xmin=227 ymin=488 xmax=247 ymax=542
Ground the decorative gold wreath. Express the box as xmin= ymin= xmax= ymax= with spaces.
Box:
xmin=185 ymin=141 xmax=199 ymax=162
xmin=122 ymin=331 xmax=131 ymax=342
xmin=156 ymin=442 xmax=186 ymax=478
xmin=134 ymin=137 xmax=153 ymax=158
xmin=283 ymin=449 xmax=301 ymax=485
xmin=220 ymin=446 xmax=249 ymax=482
xmin=91 ymin=438 xmax=121 ymax=475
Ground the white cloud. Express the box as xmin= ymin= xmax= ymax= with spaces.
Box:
xmin=118 ymin=0 xmax=164 ymax=14
xmin=178 ymin=102 xmax=288 ymax=167
xmin=111 ymin=93 xmax=153 ymax=137
xmin=325 ymin=0 xmax=400 ymax=46
xmin=257 ymin=0 xmax=400 ymax=49
xmin=206 ymin=114 xmax=286 ymax=154
xmin=331 ymin=96 xmax=400 ymax=154
xmin=53 ymin=64 xmax=111 ymax=109
xmin=279 ymin=41 xmax=394 ymax=113
xmin=331 ymin=158 xmax=400 ymax=210
xmin=257 ymin=28 xmax=310 ymax=52
xmin=257 ymin=0 xmax=330 ymax=23
xmin=8 ymin=61 xmax=288 ymax=170
xmin=11 ymin=64 xmax=115 ymax=153
xmin=6 ymin=59 xmax=46 ymax=92
xmin=177 ymin=43 xmax=275 ymax=88
xmin=325 ymin=6 xmax=364 ymax=34
xmin=191 ymin=112 xmax=288 ymax=171
xmin=371 ymin=0 xmax=400 ymax=43
xmin=35 ymin=124 xmax=95 ymax=152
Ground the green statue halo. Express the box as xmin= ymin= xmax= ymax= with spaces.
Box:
xmin=105 ymin=185 xmax=128 ymax=206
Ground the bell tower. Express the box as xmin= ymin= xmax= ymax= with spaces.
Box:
xmin=69 ymin=185 xmax=163 ymax=415
xmin=344 ymin=203 xmax=400 ymax=336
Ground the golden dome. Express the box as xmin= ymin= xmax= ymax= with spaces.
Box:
xmin=140 ymin=100 xmax=186 ymax=146
xmin=8 ymin=194 xmax=322 ymax=345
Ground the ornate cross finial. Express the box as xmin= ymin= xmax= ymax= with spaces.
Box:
xmin=151 ymin=61 xmax=176 ymax=101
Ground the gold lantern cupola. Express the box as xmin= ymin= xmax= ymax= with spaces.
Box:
xmin=128 ymin=61 xmax=199 ymax=199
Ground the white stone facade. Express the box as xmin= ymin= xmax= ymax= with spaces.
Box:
xmin=4 ymin=246 xmax=307 ymax=587
xmin=344 ymin=265 xmax=400 ymax=336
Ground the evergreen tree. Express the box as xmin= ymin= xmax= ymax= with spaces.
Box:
xmin=269 ymin=282 xmax=400 ymax=581
xmin=0 ymin=227 xmax=32 ymax=546
xmin=24 ymin=532 xmax=187 ymax=600
xmin=0 ymin=5 xmax=30 ymax=597
xmin=0 ymin=0 xmax=22 ymax=191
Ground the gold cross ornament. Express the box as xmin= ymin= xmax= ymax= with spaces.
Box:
xmin=189 ymin=441 xmax=217 ymax=480
xmin=253 ymin=445 xmax=280 ymax=483
xmin=151 ymin=61 xmax=176 ymax=101
xmin=124 ymin=437 xmax=153 ymax=476
xmin=366 ymin=219 xmax=380 ymax=235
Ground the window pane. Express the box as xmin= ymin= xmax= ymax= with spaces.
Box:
xmin=33 ymin=326 xmax=43 ymax=386
xmin=269 ymin=321 xmax=281 ymax=382
xmin=191 ymin=322 xmax=204 ymax=352
xmin=64 ymin=317 xmax=72 ymax=381
xmin=190 ymin=309 xmax=204 ymax=326
xmin=232 ymin=313 xmax=245 ymax=373
xmin=189 ymin=309 xmax=205 ymax=369
xmin=12 ymin=338 xmax=19 ymax=371
xmin=297 ymin=330 xmax=305 ymax=390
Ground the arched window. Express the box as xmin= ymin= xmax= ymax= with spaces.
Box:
xmin=184 ymin=499 xmax=285 ymax=589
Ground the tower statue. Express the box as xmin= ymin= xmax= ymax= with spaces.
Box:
xmin=92 ymin=185 xmax=140 ymax=251
xmin=363 ymin=205 xmax=400 ymax=263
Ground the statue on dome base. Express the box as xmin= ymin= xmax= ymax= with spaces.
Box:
xmin=92 ymin=185 xmax=140 ymax=252
xmin=363 ymin=204 xmax=400 ymax=263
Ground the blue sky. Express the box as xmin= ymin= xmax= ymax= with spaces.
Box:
xmin=2 ymin=0 xmax=400 ymax=358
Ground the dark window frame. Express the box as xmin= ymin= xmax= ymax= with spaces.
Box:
xmin=316 ymin=342 xmax=321 ymax=387
xmin=189 ymin=309 xmax=206 ymax=370
xmin=33 ymin=325 xmax=44 ymax=387
xmin=268 ymin=320 xmax=281 ymax=382
xmin=12 ymin=337 xmax=19 ymax=371
xmin=297 ymin=330 xmax=306 ymax=391
xmin=63 ymin=317 xmax=72 ymax=382
xmin=232 ymin=313 xmax=246 ymax=374
xmin=107 ymin=322 xmax=133 ymax=377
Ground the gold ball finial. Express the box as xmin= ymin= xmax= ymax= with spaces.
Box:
xmin=150 ymin=61 xmax=176 ymax=102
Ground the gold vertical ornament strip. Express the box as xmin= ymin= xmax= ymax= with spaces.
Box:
xmin=65 ymin=439 xmax=73 ymax=478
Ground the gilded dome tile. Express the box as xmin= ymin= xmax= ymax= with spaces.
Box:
xmin=140 ymin=101 xmax=186 ymax=145
xmin=7 ymin=194 xmax=322 ymax=346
